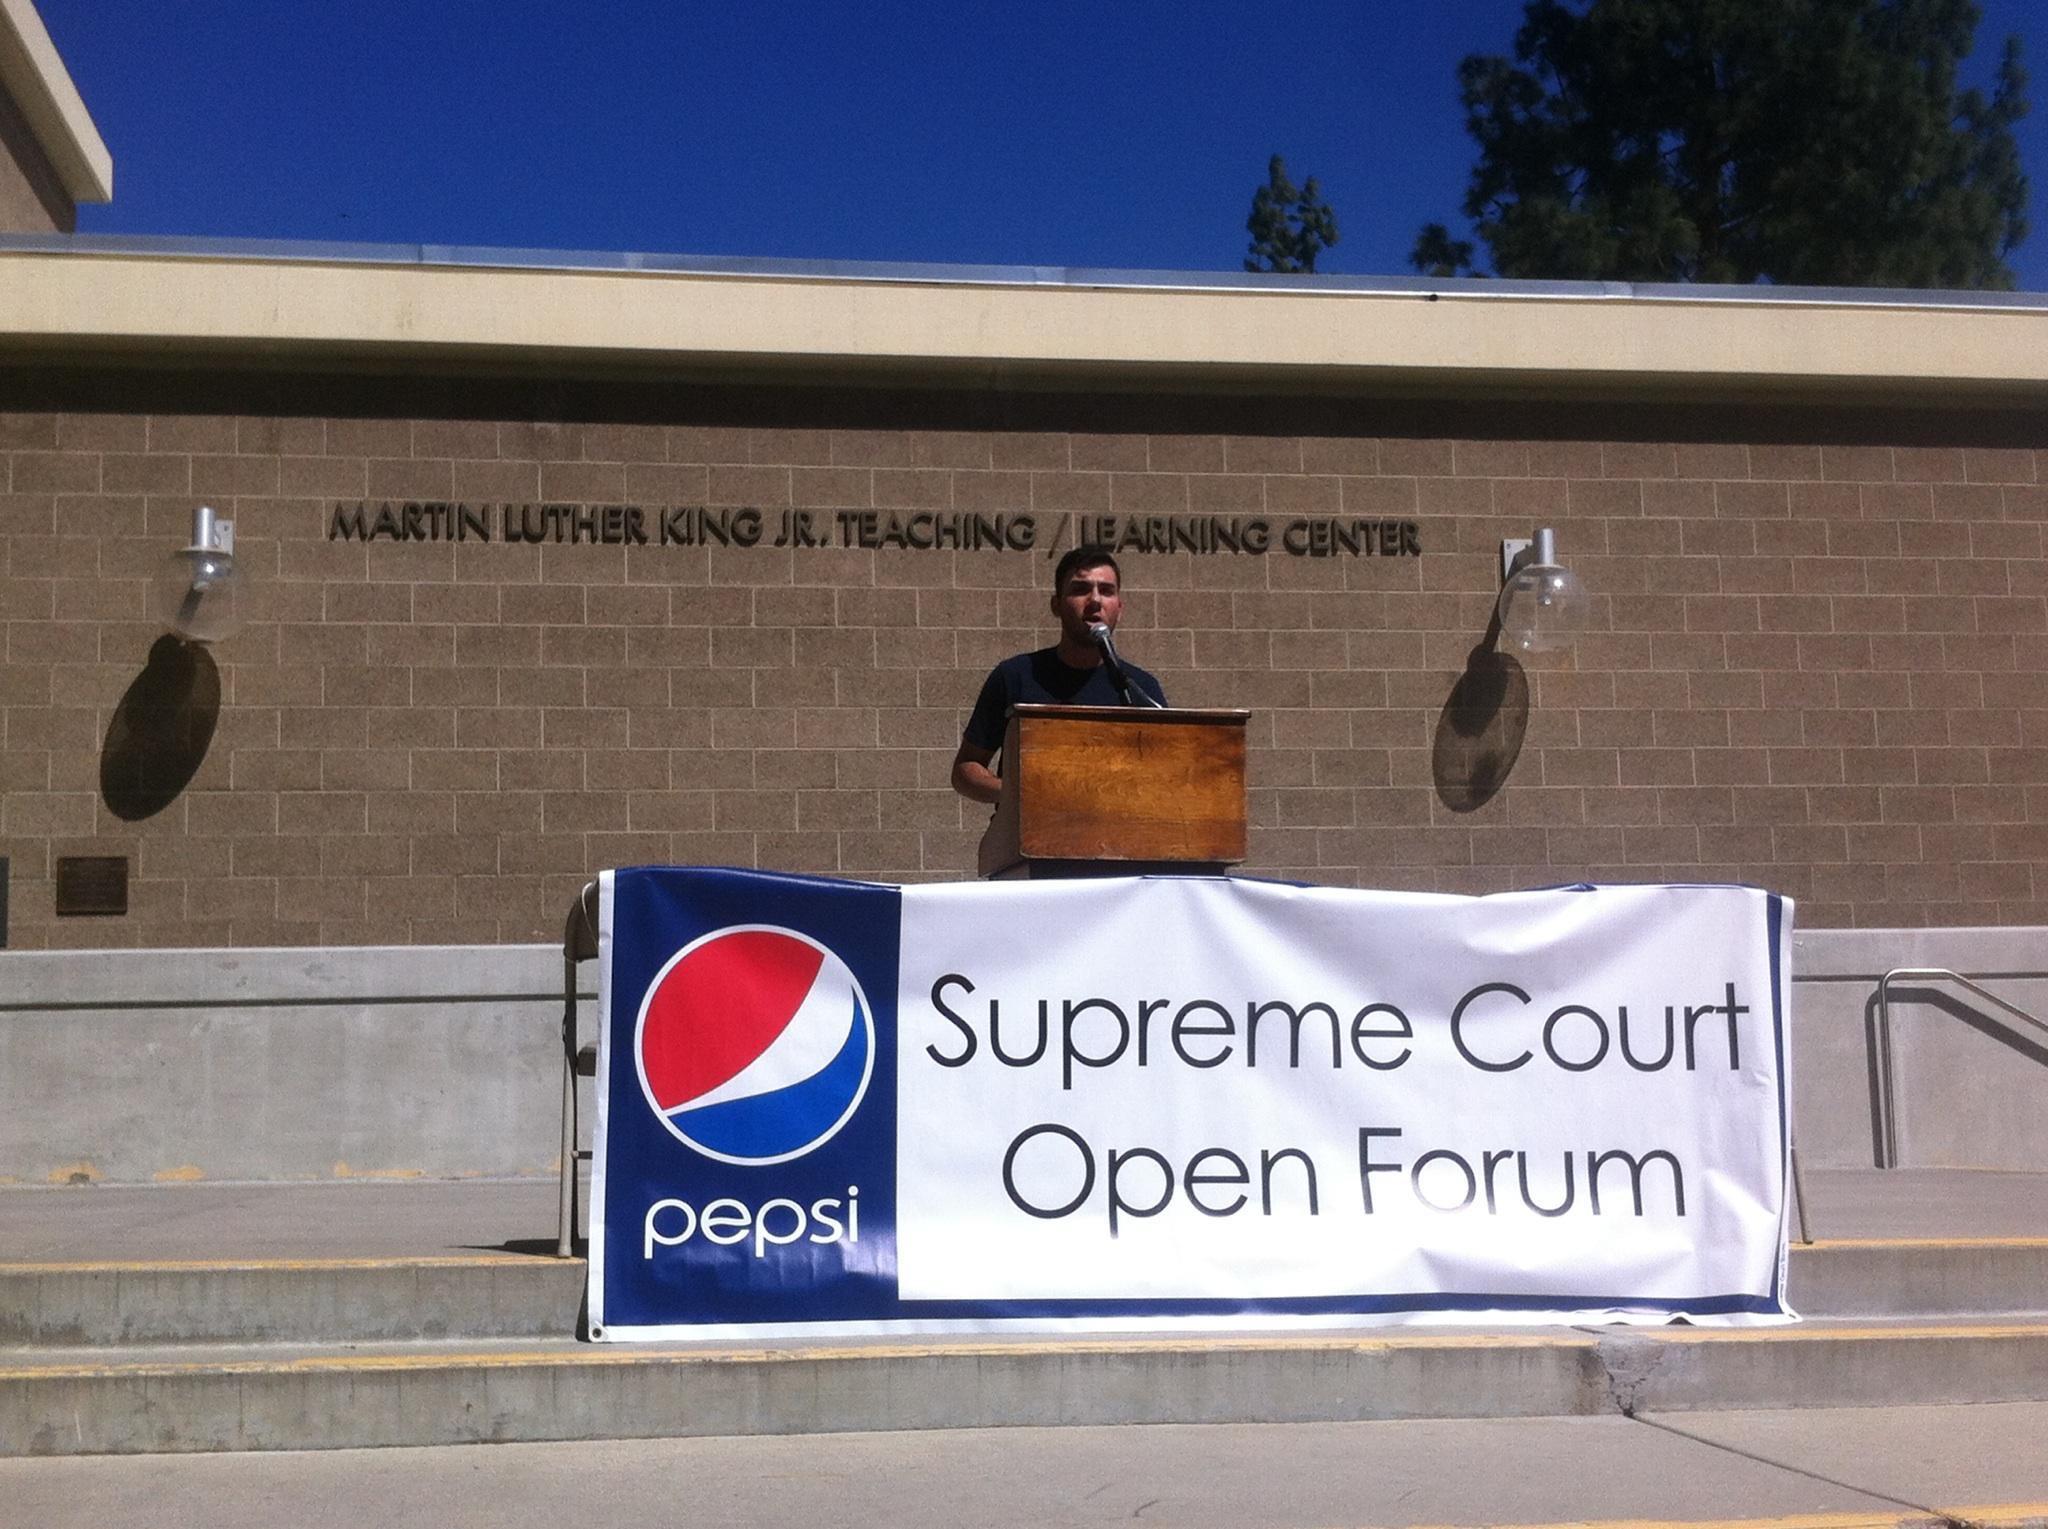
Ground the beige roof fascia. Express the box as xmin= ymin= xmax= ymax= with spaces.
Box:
xmin=5 ymin=244 xmax=2048 ymax=404
xmin=0 ymin=0 xmax=111 ymax=203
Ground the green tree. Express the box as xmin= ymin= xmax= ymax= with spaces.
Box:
xmin=1246 ymin=155 xmax=1341 ymax=273
xmin=1411 ymin=0 xmax=2028 ymax=288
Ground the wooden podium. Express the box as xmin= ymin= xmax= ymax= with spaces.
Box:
xmin=976 ymin=704 xmax=1250 ymax=879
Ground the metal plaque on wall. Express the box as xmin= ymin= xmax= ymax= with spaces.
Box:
xmin=54 ymin=856 xmax=129 ymax=917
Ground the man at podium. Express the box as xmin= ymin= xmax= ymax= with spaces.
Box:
xmin=950 ymin=545 xmax=1169 ymax=804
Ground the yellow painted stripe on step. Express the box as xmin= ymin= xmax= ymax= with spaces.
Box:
xmin=11 ymin=1320 xmax=2048 ymax=1382
xmin=0 ymin=1330 xmax=1604 ymax=1381
xmin=1385 ymin=1504 xmax=2048 ymax=1529
xmin=0 ymin=1255 xmax=562 ymax=1273
xmin=3 ymin=1239 xmax=2041 ymax=1273
xmin=1606 ymin=1320 xmax=2048 ymax=1344
xmin=7 ymin=1238 xmax=2039 ymax=1274
xmin=1796 ymin=1236 xmax=2048 ymax=1250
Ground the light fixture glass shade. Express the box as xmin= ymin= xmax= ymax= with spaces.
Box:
xmin=1496 ymin=562 xmax=1587 ymax=652
xmin=1495 ymin=528 xmax=1586 ymax=652
xmin=153 ymin=506 xmax=244 ymax=642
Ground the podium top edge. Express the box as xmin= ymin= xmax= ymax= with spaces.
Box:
xmin=1008 ymin=704 xmax=1250 ymax=724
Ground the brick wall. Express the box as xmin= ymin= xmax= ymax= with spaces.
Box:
xmin=2 ymin=372 xmax=2044 ymax=947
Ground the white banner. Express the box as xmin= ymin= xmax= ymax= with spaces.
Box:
xmin=894 ymin=879 xmax=1792 ymax=1324
xmin=591 ymin=871 xmax=1794 ymax=1339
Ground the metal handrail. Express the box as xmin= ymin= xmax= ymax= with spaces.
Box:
xmin=557 ymin=881 xmax=600 ymax=1258
xmin=1874 ymin=967 xmax=2048 ymax=1168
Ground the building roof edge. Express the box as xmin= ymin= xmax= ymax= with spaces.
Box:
xmin=0 ymin=0 xmax=111 ymax=205
xmin=4 ymin=237 xmax=2047 ymax=404
xmin=2 ymin=231 xmax=2044 ymax=311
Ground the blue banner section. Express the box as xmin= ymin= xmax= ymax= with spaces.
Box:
xmin=596 ymin=866 xmax=901 ymax=1332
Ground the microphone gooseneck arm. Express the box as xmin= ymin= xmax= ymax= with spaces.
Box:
xmin=1088 ymin=623 xmax=1162 ymax=708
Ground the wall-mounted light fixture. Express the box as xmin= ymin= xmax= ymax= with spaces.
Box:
xmin=1496 ymin=527 xmax=1586 ymax=653
xmin=153 ymin=505 xmax=243 ymax=643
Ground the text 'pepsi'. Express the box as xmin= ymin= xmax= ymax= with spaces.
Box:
xmin=643 ymin=1188 xmax=860 ymax=1260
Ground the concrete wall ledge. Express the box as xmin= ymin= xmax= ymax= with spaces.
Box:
xmin=2 ymin=927 xmax=2044 ymax=1183
xmin=1793 ymin=927 xmax=2048 ymax=980
xmin=0 ymin=945 xmax=570 ymax=1008
xmin=1792 ymin=927 xmax=2048 ymax=1170
xmin=0 ymin=944 xmax=582 ymax=1185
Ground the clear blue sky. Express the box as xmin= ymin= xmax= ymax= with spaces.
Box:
xmin=36 ymin=0 xmax=2048 ymax=290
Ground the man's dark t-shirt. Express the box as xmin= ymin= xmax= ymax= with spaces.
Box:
xmin=962 ymin=647 xmax=1169 ymax=758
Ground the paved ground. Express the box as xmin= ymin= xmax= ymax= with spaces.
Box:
xmin=0 ymin=1402 xmax=2042 ymax=1528
xmin=3 ymin=1168 xmax=2044 ymax=1262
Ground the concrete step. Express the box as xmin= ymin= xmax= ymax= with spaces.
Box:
xmin=5 ymin=1319 xmax=2048 ymax=1457
xmin=1789 ymin=1236 xmax=2048 ymax=1318
xmin=6 ymin=1236 xmax=2043 ymax=1349
xmin=0 ymin=1255 xmax=583 ymax=1347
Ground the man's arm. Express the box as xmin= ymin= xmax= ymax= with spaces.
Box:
xmin=953 ymin=661 xmax=1013 ymax=804
xmin=950 ymin=739 xmax=1002 ymax=805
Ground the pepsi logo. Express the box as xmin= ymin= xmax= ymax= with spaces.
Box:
xmin=634 ymin=924 xmax=876 ymax=1165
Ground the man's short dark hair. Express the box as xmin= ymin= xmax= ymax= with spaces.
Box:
xmin=1052 ymin=545 xmax=1121 ymax=593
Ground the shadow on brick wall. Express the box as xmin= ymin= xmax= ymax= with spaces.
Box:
xmin=99 ymin=637 xmax=220 ymax=821
xmin=1433 ymin=634 xmax=1529 ymax=813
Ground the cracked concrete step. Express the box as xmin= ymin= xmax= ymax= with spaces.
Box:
xmin=5 ymin=1320 xmax=2048 ymax=1457
xmin=7 ymin=1236 xmax=2045 ymax=1349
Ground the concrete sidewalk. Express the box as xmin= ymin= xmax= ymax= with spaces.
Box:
xmin=4 ymin=1167 xmax=2045 ymax=1261
xmin=1 ymin=1403 xmax=2043 ymax=1529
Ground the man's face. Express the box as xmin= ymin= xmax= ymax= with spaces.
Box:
xmin=1052 ymin=561 xmax=1123 ymax=644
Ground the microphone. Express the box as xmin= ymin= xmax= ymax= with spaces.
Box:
xmin=1088 ymin=623 xmax=1160 ymax=707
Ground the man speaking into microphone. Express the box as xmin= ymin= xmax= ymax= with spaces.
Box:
xmin=950 ymin=545 xmax=1169 ymax=805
